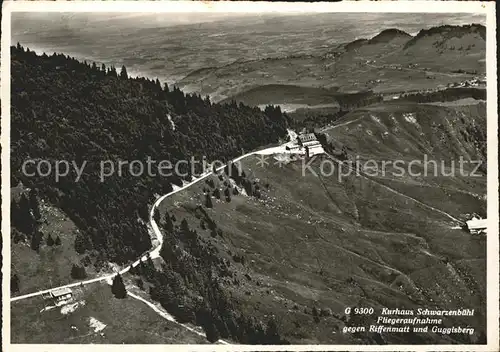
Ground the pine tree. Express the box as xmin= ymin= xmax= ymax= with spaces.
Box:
xmin=201 ymin=310 xmax=221 ymax=343
xmin=143 ymin=255 xmax=157 ymax=280
xmin=30 ymin=231 xmax=42 ymax=252
xmin=264 ymin=317 xmax=281 ymax=344
xmin=11 ymin=202 xmax=21 ymax=231
xmin=129 ymin=264 xmax=137 ymax=275
xmin=46 ymin=233 xmax=54 ymax=246
xmin=11 ymin=274 xmax=20 ymax=293
xmin=163 ymin=210 xmax=174 ymax=233
xmin=79 ymin=265 xmax=87 ymax=278
xmin=242 ymin=179 xmax=253 ymax=196
xmin=28 ymin=188 xmax=41 ymax=220
xmin=206 ymin=179 xmax=215 ymax=188
xmin=18 ymin=193 xmax=35 ymax=234
xmin=213 ymin=188 xmax=221 ymax=199
xmin=312 ymin=306 xmax=320 ymax=323
xmin=153 ymin=208 xmax=161 ymax=223
xmin=55 ymin=236 xmax=62 ymax=246
xmin=136 ymin=278 xmax=144 ymax=290
xmin=180 ymin=218 xmax=190 ymax=233
xmin=120 ymin=65 xmax=128 ymax=79
xmin=205 ymin=193 xmax=213 ymax=208
xmin=71 ymin=264 xmax=87 ymax=279
xmin=111 ymin=273 xmax=127 ymax=299
xmin=74 ymin=233 xmax=89 ymax=254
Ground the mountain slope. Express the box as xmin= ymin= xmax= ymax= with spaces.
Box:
xmin=146 ymin=98 xmax=487 ymax=344
xmin=367 ymin=28 xmax=412 ymax=44
xmin=398 ymin=24 xmax=485 ymax=71
xmin=323 ymin=102 xmax=486 ymax=162
xmin=157 ymin=141 xmax=486 ymax=344
xmin=321 ymin=101 xmax=487 ymax=217
xmin=404 ymin=24 xmax=486 ymax=49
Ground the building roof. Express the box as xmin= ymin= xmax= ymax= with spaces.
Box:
xmin=466 ymin=219 xmax=487 ymax=230
xmin=298 ymin=133 xmax=317 ymax=143
xmin=51 ymin=287 xmax=73 ymax=297
xmin=307 ymin=144 xmax=324 ymax=150
xmin=306 ymin=145 xmax=325 ymax=156
xmin=303 ymin=140 xmax=321 ymax=147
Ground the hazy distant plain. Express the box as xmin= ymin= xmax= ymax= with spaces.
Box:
xmin=12 ymin=12 xmax=486 ymax=90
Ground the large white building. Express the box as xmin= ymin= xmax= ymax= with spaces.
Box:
xmin=298 ymin=133 xmax=317 ymax=144
xmin=298 ymin=133 xmax=325 ymax=157
xmin=48 ymin=287 xmax=73 ymax=302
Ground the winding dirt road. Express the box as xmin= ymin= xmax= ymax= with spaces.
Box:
xmin=11 ymin=148 xmax=275 ymax=302
xmin=10 ymin=145 xmax=293 ymax=343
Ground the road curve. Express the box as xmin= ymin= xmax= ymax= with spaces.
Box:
xmin=10 ymin=147 xmax=282 ymax=344
xmin=10 ymin=147 xmax=278 ymax=300
xmin=11 ymin=143 xmax=461 ymax=302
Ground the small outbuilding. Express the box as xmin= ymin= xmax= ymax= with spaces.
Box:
xmin=49 ymin=287 xmax=73 ymax=302
xmin=465 ymin=218 xmax=487 ymax=235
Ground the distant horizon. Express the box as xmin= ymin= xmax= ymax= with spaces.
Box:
xmin=11 ymin=19 xmax=486 ymax=86
xmin=12 ymin=21 xmax=487 ymax=62
xmin=11 ymin=12 xmax=487 ymax=98
xmin=12 ymin=12 xmax=486 ymax=38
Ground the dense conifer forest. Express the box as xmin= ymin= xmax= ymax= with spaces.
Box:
xmin=10 ymin=44 xmax=289 ymax=265
xmin=130 ymin=204 xmax=289 ymax=344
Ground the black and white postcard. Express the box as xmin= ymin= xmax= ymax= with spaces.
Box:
xmin=1 ymin=1 xmax=498 ymax=351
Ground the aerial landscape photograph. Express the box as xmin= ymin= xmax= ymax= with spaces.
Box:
xmin=5 ymin=4 xmax=495 ymax=348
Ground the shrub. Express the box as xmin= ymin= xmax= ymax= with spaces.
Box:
xmin=70 ymin=264 xmax=87 ymax=279
xmin=111 ymin=274 xmax=127 ymax=299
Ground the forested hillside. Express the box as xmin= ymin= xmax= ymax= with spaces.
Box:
xmin=398 ymin=87 xmax=486 ymax=103
xmin=10 ymin=44 xmax=289 ymax=265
